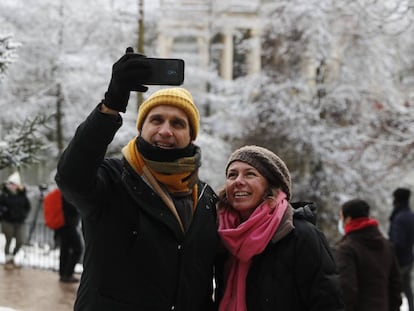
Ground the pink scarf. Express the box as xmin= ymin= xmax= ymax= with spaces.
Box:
xmin=218 ymin=192 xmax=288 ymax=311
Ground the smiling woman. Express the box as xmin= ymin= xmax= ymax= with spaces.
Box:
xmin=215 ymin=145 xmax=344 ymax=311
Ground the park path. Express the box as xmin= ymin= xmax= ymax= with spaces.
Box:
xmin=0 ymin=265 xmax=410 ymax=311
xmin=0 ymin=266 xmax=77 ymax=311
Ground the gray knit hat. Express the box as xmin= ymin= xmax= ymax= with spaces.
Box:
xmin=225 ymin=145 xmax=292 ymax=200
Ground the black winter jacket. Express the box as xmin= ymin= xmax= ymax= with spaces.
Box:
xmin=389 ymin=205 xmax=414 ymax=267
xmin=0 ymin=185 xmax=31 ymax=223
xmin=61 ymin=196 xmax=81 ymax=228
xmin=217 ymin=204 xmax=344 ymax=311
xmin=56 ymin=107 xmax=220 ymax=311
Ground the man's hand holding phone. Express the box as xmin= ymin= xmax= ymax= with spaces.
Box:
xmin=104 ymin=47 xmax=150 ymax=112
xmin=104 ymin=47 xmax=185 ymax=113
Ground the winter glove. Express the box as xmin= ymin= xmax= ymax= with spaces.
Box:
xmin=104 ymin=47 xmax=151 ymax=112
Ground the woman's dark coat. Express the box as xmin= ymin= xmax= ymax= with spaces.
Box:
xmin=336 ymin=225 xmax=402 ymax=311
xmin=56 ymin=107 xmax=220 ymax=311
xmin=216 ymin=204 xmax=344 ymax=311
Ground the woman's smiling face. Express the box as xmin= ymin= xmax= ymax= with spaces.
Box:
xmin=225 ymin=161 xmax=269 ymax=220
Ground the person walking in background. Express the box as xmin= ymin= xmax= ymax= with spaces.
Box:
xmin=216 ymin=145 xmax=344 ymax=311
xmin=336 ymin=199 xmax=402 ymax=311
xmin=55 ymin=47 xmax=220 ymax=310
xmin=0 ymin=171 xmax=31 ymax=270
xmin=56 ymin=194 xmax=83 ymax=283
xmin=389 ymin=188 xmax=414 ymax=311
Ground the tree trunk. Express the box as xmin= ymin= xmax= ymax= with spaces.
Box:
xmin=137 ymin=0 xmax=145 ymax=110
xmin=56 ymin=83 xmax=64 ymax=155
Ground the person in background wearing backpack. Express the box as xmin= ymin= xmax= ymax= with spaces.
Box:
xmin=43 ymin=187 xmax=83 ymax=282
xmin=215 ymin=145 xmax=344 ymax=311
xmin=56 ymin=194 xmax=83 ymax=283
xmin=0 ymin=171 xmax=31 ymax=270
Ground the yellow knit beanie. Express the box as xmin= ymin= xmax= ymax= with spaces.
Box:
xmin=136 ymin=87 xmax=200 ymax=140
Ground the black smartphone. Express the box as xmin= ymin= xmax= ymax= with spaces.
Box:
xmin=142 ymin=58 xmax=185 ymax=85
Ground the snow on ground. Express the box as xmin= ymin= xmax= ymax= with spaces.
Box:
xmin=402 ymin=297 xmax=409 ymax=310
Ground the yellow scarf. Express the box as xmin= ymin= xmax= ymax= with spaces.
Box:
xmin=122 ymin=138 xmax=198 ymax=232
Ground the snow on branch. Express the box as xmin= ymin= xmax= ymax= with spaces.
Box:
xmin=0 ymin=33 xmax=20 ymax=77
xmin=0 ymin=114 xmax=51 ymax=170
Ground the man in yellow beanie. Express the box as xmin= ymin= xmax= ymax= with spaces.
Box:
xmin=56 ymin=48 xmax=219 ymax=311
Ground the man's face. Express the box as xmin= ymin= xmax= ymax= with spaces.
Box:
xmin=140 ymin=105 xmax=192 ymax=149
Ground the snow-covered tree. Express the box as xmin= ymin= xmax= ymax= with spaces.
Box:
xmin=0 ymin=33 xmax=19 ymax=77
xmin=0 ymin=115 xmax=51 ymax=169
xmin=0 ymin=33 xmax=50 ymax=171
xmin=0 ymin=0 xmax=154 ymax=159
xmin=205 ymin=0 xmax=414 ymax=236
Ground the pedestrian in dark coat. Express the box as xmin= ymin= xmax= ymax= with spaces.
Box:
xmin=56 ymin=194 xmax=83 ymax=283
xmin=0 ymin=171 xmax=31 ymax=269
xmin=389 ymin=188 xmax=414 ymax=311
xmin=216 ymin=145 xmax=344 ymax=311
xmin=336 ymin=199 xmax=402 ymax=311
xmin=56 ymin=48 xmax=219 ymax=311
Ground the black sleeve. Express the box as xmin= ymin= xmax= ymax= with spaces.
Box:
xmin=56 ymin=105 xmax=122 ymax=217
xmin=294 ymin=220 xmax=345 ymax=311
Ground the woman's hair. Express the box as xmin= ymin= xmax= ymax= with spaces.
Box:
xmin=217 ymin=187 xmax=230 ymax=211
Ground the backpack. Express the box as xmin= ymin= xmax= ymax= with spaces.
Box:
xmin=43 ymin=188 xmax=65 ymax=230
